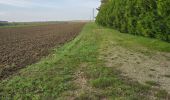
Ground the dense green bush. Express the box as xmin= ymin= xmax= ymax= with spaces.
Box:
xmin=96 ymin=0 xmax=170 ymax=42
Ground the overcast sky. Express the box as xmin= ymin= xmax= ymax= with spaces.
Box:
xmin=0 ymin=0 xmax=100 ymax=22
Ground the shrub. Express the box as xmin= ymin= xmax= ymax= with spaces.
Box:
xmin=96 ymin=0 xmax=170 ymax=42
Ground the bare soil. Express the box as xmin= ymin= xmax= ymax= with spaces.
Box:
xmin=0 ymin=22 xmax=85 ymax=80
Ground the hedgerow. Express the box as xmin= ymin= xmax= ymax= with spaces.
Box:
xmin=96 ymin=0 xmax=170 ymax=42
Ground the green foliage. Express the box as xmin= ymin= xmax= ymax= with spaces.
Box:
xmin=91 ymin=77 xmax=115 ymax=88
xmin=96 ymin=0 xmax=170 ymax=42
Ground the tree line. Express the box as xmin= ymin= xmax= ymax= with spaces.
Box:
xmin=0 ymin=21 xmax=8 ymax=26
xmin=96 ymin=0 xmax=170 ymax=42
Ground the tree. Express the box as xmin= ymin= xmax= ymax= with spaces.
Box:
xmin=96 ymin=0 xmax=170 ymax=42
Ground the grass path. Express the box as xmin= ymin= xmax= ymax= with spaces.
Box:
xmin=0 ymin=23 xmax=170 ymax=99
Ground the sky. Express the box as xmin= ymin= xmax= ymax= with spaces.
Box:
xmin=0 ymin=0 xmax=101 ymax=22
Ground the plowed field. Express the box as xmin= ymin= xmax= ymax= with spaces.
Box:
xmin=0 ymin=22 xmax=85 ymax=79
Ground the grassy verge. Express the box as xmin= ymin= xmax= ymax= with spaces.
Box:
xmin=0 ymin=23 xmax=169 ymax=99
xmin=100 ymin=27 xmax=170 ymax=53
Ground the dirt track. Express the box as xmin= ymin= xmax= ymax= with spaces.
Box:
xmin=98 ymin=32 xmax=170 ymax=93
xmin=0 ymin=22 xmax=85 ymax=79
